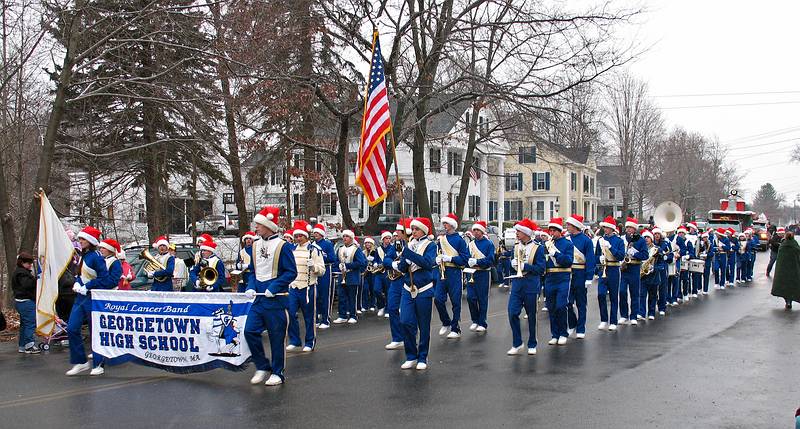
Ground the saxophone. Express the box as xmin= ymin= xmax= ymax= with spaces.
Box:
xmin=640 ymin=244 xmax=659 ymax=278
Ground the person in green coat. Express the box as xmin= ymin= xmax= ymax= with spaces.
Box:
xmin=771 ymin=232 xmax=800 ymax=309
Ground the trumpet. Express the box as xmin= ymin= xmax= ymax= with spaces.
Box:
xmin=140 ymin=249 xmax=168 ymax=282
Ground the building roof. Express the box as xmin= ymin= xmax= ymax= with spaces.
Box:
xmin=597 ymin=165 xmax=625 ymax=185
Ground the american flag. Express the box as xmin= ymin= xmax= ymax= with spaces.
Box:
xmin=355 ymin=31 xmax=391 ymax=206
xmin=470 ymin=161 xmax=480 ymax=184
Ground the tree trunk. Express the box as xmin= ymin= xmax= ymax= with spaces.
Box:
xmin=455 ymin=102 xmax=481 ymax=221
xmin=0 ymin=0 xmax=19 ymax=307
xmin=18 ymin=1 xmax=84 ymax=253
xmin=297 ymin=0 xmax=317 ymax=219
xmin=143 ymin=152 xmax=163 ymax=242
xmin=334 ymin=117 xmax=355 ymax=229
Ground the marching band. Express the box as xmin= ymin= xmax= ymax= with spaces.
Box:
xmin=62 ymin=204 xmax=765 ymax=386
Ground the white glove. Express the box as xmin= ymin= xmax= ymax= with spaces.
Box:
xmin=367 ymin=256 xmax=374 ymax=262
xmin=442 ymin=255 xmax=452 ymax=263
xmin=405 ymin=259 xmax=411 ymax=265
xmin=663 ymin=254 xmax=669 ymax=261
xmin=264 ymin=289 xmax=275 ymax=298
xmin=392 ymin=261 xmax=399 ymax=271
xmin=700 ymin=252 xmax=707 ymax=258
xmin=147 ymin=272 xmax=154 ymax=279
xmin=468 ymin=258 xmax=477 ymax=267
xmin=195 ymin=280 xmax=200 ymax=288
xmin=681 ymin=255 xmax=689 ymax=262
xmin=626 ymin=247 xmax=637 ymax=257
xmin=339 ymin=263 xmax=346 ymax=272
xmin=601 ymin=240 xmax=611 ymax=249
xmin=205 ymin=285 xmax=214 ymax=292
xmin=235 ymin=262 xmax=242 ymax=270
xmin=373 ymin=262 xmax=381 ymax=269
xmin=435 ymin=255 xmax=444 ymax=264
xmin=585 ymin=280 xmax=593 ymax=287
xmin=599 ymin=255 xmax=606 ymax=264
xmin=244 ymin=289 xmax=256 ymax=299
xmin=510 ymin=258 xmax=517 ymax=268
xmin=73 ymin=283 xmax=87 ymax=295
xmin=306 ymin=258 xmax=314 ymax=267
xmin=548 ymin=247 xmax=558 ymax=257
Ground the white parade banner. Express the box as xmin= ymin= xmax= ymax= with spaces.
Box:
xmin=91 ymin=290 xmax=254 ymax=373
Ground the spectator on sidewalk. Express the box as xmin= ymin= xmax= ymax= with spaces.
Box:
xmin=771 ymin=232 xmax=800 ymax=310
xmin=766 ymin=227 xmax=785 ymax=276
xmin=118 ymin=250 xmax=134 ymax=290
xmin=12 ymin=252 xmax=40 ymax=354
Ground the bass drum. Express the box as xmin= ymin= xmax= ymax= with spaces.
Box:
xmin=688 ymin=259 xmax=705 ymax=273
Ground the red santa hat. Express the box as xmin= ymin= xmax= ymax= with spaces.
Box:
xmin=253 ymin=206 xmax=280 ymax=232
xmin=77 ymin=226 xmax=102 ymax=246
xmin=513 ymin=218 xmax=537 ymax=237
xmin=395 ymin=218 xmax=406 ymax=231
xmin=200 ymin=240 xmax=217 ymax=253
xmin=241 ymin=231 xmax=256 ymax=242
xmin=625 ymin=217 xmax=639 ymax=229
xmin=410 ymin=217 xmax=433 ymax=235
xmin=152 ymin=235 xmax=170 ymax=249
xmin=99 ymin=238 xmax=121 ymax=255
xmin=599 ymin=216 xmax=618 ymax=232
xmin=471 ymin=220 xmax=487 ymax=234
xmin=715 ymin=227 xmax=726 ymax=235
xmin=777 ymin=227 xmax=786 ymax=234
xmin=363 ymin=237 xmax=375 ymax=245
xmin=687 ymin=221 xmax=699 ymax=231
xmin=197 ymin=233 xmax=213 ymax=245
xmin=283 ymin=231 xmax=294 ymax=240
xmin=548 ymin=217 xmax=564 ymax=231
xmin=677 ymin=225 xmax=688 ymax=234
xmin=652 ymin=227 xmax=664 ymax=237
xmin=312 ymin=223 xmax=326 ymax=237
xmin=737 ymin=232 xmax=746 ymax=238
xmin=726 ymin=228 xmax=735 ymax=235
xmin=700 ymin=231 xmax=709 ymax=238
xmin=565 ymin=214 xmax=585 ymax=230
xmin=380 ymin=230 xmax=392 ymax=240
xmin=442 ymin=213 xmax=459 ymax=229
xmin=539 ymin=230 xmax=551 ymax=240
xmin=641 ymin=229 xmax=654 ymax=240
xmin=292 ymin=220 xmax=311 ymax=237
xmin=342 ymin=229 xmax=355 ymax=239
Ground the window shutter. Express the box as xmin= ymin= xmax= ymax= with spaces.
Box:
xmin=518 ymin=147 xmax=524 ymax=164
xmin=532 ymin=173 xmax=537 ymax=191
xmin=504 ymin=176 xmax=510 ymax=191
xmin=545 ymin=172 xmax=551 ymax=190
xmin=532 ymin=146 xmax=536 ymax=163
xmin=517 ymin=173 xmax=523 ymax=190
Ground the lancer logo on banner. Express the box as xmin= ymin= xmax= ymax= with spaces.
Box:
xmin=91 ymin=290 xmax=254 ymax=373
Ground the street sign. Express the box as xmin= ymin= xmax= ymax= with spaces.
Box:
xmin=222 ymin=193 xmax=234 ymax=204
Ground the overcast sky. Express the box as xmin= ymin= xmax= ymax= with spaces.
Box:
xmin=622 ymin=0 xmax=800 ymax=205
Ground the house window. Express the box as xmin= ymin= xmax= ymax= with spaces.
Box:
xmin=505 ymin=173 xmax=523 ymax=191
xmin=532 ymin=172 xmax=550 ymax=191
xmin=570 ymin=172 xmax=577 ymax=192
xmin=536 ymin=201 xmax=545 ymax=221
xmin=293 ymin=153 xmax=302 ymax=169
xmin=504 ymin=200 xmax=523 ymax=221
xmin=468 ymin=195 xmax=480 ymax=219
xmin=429 ymin=190 xmax=441 ymax=215
xmin=347 ymin=152 xmax=357 ymax=173
xmin=429 ymin=148 xmax=442 ymax=173
xmin=584 ymin=201 xmax=590 ymax=219
xmin=292 ymin=194 xmax=305 ymax=216
xmin=478 ymin=115 xmax=488 ymax=136
xmin=590 ymin=177 xmax=595 ymax=195
xmin=137 ymin=204 xmax=146 ymax=223
xmin=403 ymin=188 xmax=417 ymax=216
xmin=518 ymin=146 xmax=536 ymax=164
xmin=571 ymin=200 xmax=577 ymax=215
xmin=447 ymin=192 xmax=453 ymax=213
xmin=549 ymin=201 xmax=555 ymax=219
xmin=321 ymin=194 xmax=338 ymax=216
xmin=489 ymin=200 xmax=498 ymax=222
xmin=583 ymin=175 xmax=590 ymax=194
xmin=447 ymin=150 xmax=463 ymax=176
xmin=608 ymin=187 xmax=616 ymax=200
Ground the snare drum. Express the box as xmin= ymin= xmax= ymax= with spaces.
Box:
xmin=688 ymin=259 xmax=704 ymax=273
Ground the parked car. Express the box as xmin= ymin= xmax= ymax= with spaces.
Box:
xmin=372 ymin=214 xmax=402 ymax=233
xmin=187 ymin=214 xmax=239 ymax=236
xmin=125 ymin=243 xmax=200 ymax=291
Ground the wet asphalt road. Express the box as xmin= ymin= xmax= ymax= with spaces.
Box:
xmin=1 ymin=256 xmax=797 ymax=429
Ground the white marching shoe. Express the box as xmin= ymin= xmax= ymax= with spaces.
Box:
xmin=469 ymin=323 xmax=478 ymax=331
xmin=637 ymin=315 xmax=645 ymax=321
xmin=400 ymin=360 xmax=418 ymax=370
xmin=648 ymin=315 xmax=655 ymax=320
xmin=377 ymin=308 xmax=385 ymax=317
xmin=250 ymin=370 xmax=267 ymax=384
xmin=608 ymin=324 xmax=618 ymax=331
xmin=285 ymin=344 xmax=299 ymax=352
xmin=567 ymin=328 xmax=575 ymax=336
xmin=475 ymin=326 xmax=487 ymax=333
xmin=302 ymin=346 xmax=313 ymax=352
xmin=446 ymin=331 xmax=461 ymax=339
xmin=576 ymin=333 xmax=586 ymax=339
xmin=618 ymin=317 xmax=628 ymax=325
xmin=65 ymin=362 xmax=91 ymax=376
xmin=597 ymin=322 xmax=608 ymax=330
xmin=692 ymin=294 xmax=698 ymax=298
xmin=548 ymin=338 xmax=558 ymax=345
xmin=528 ymin=347 xmax=537 ymax=355
xmin=384 ymin=313 xmax=390 ymax=319
xmin=557 ymin=336 xmax=567 ymax=345
xmin=415 ymin=362 xmax=427 ymax=370
xmin=318 ymin=323 xmax=330 ymax=329
xmin=659 ymin=311 xmax=666 ymax=316
xmin=438 ymin=326 xmax=450 ymax=336
xmin=332 ymin=317 xmax=347 ymax=324
xmin=523 ymin=313 xmax=528 ymax=319
xmin=630 ymin=320 xmax=638 ymax=326
xmin=265 ymin=374 xmax=283 ymax=386
xmin=89 ymin=365 xmax=105 ymax=376
xmin=507 ymin=345 xmax=524 ymax=355
xmin=347 ymin=318 xmax=358 ymax=324
xmin=542 ymin=307 xmax=549 ymax=312
xmin=385 ymin=341 xmax=403 ymax=350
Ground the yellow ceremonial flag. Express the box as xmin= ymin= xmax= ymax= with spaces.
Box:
xmin=36 ymin=192 xmax=75 ymax=336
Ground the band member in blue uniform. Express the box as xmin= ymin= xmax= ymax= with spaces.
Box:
xmin=699 ymin=231 xmax=715 ymax=294
xmin=235 ymin=231 xmax=256 ymax=292
xmin=564 ymin=214 xmax=594 ymax=339
xmin=287 ymin=220 xmax=325 ymax=353
xmin=735 ymin=232 xmax=749 ymax=284
xmin=189 ymin=240 xmax=226 ymax=292
xmin=333 ymin=230 xmax=366 ymax=324
xmin=714 ymin=228 xmax=730 ymax=289
xmin=686 ymin=222 xmax=701 ymax=297
xmin=543 ymin=218 xmax=574 ymax=345
xmin=434 ymin=213 xmax=469 ymax=339
xmin=361 ymin=237 xmax=378 ymax=312
xmin=466 ymin=220 xmax=495 ymax=333
xmin=374 ymin=231 xmax=393 ymax=317
xmin=596 ymin=216 xmax=626 ymax=331
xmin=506 ymin=219 xmax=546 ymax=355
xmin=653 ymin=228 xmax=672 ymax=316
xmin=393 ymin=217 xmax=437 ymax=370
xmin=725 ymin=228 xmax=737 ymax=287
xmin=148 ymin=235 xmax=175 ymax=291
xmin=312 ymin=223 xmax=337 ymax=329
xmin=674 ymin=225 xmax=690 ymax=302
xmin=620 ymin=217 xmax=648 ymax=324
xmin=383 ymin=221 xmax=409 ymax=350
xmin=244 ymin=206 xmax=297 ymax=386
xmin=66 ymin=227 xmax=118 ymax=376
xmin=747 ymin=228 xmax=758 ymax=282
